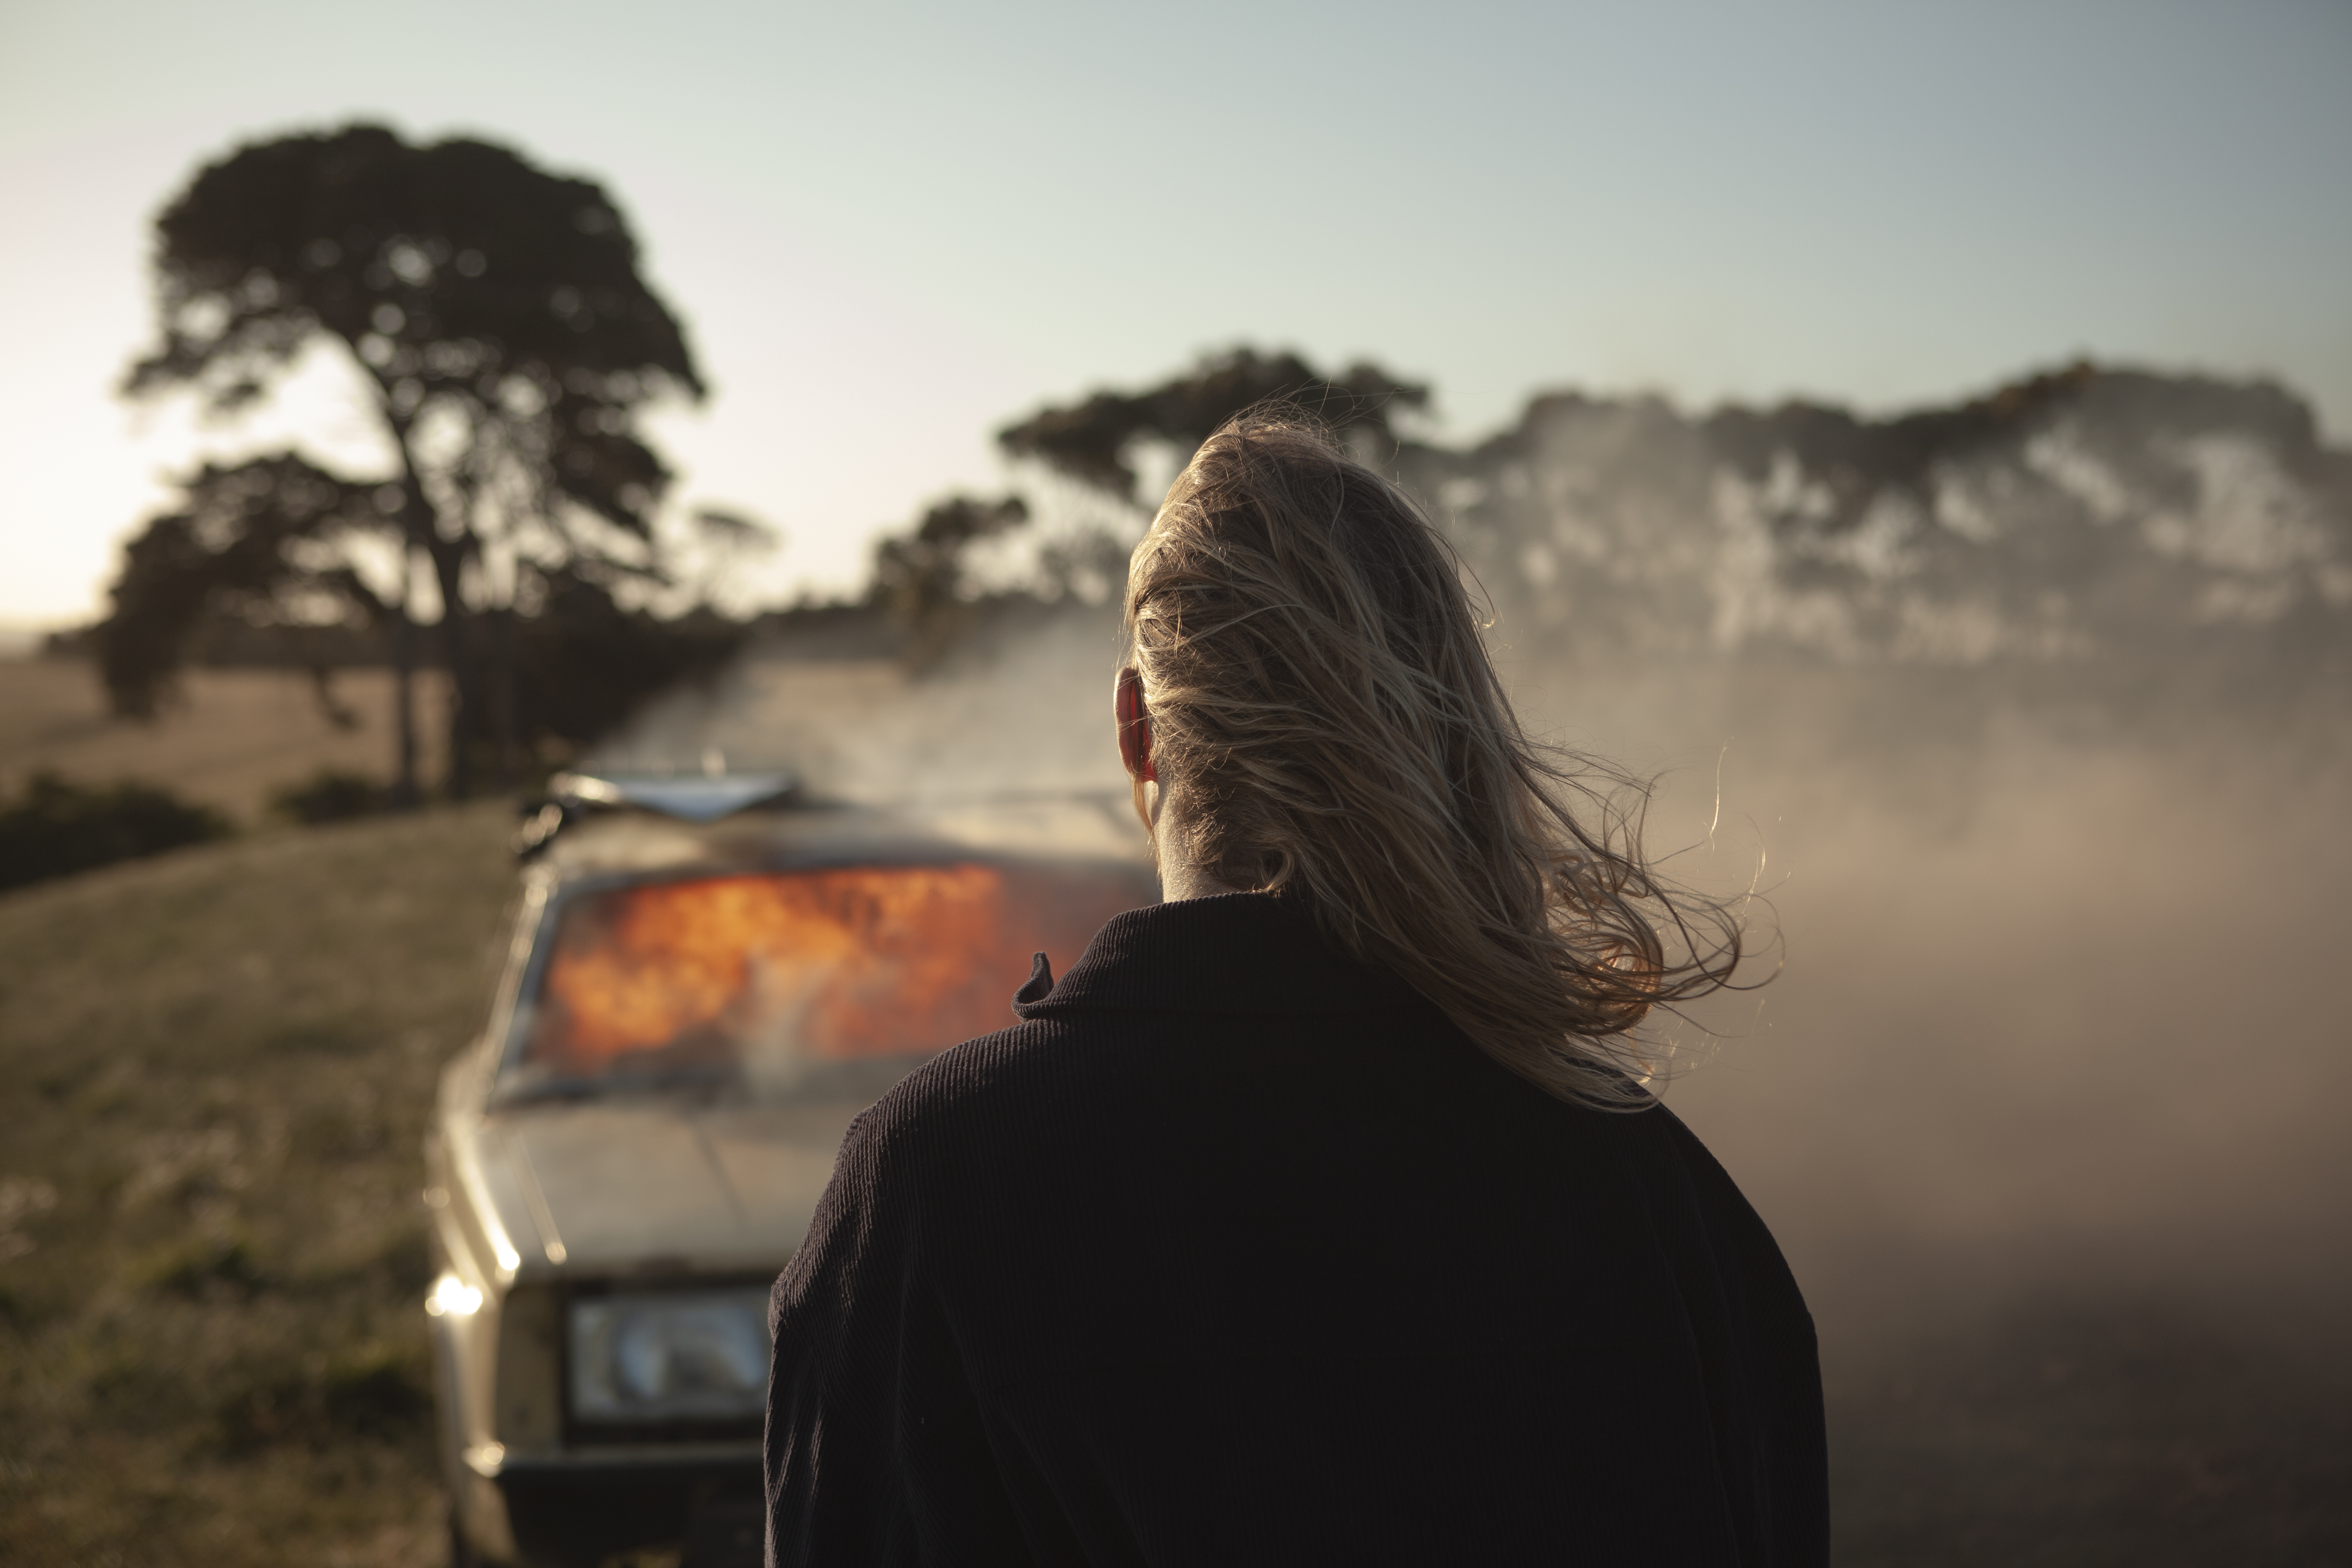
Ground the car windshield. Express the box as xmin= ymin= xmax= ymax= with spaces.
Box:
xmin=507 ymin=859 xmax=1152 ymax=1099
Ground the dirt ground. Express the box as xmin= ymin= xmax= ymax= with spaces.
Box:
xmin=0 ymin=658 xmax=448 ymax=823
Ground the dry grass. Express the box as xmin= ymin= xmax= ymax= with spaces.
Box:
xmin=0 ymin=658 xmax=450 ymax=824
xmin=0 ymin=804 xmax=515 ymax=1568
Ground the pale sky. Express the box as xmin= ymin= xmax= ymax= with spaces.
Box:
xmin=2 ymin=0 xmax=2346 ymax=632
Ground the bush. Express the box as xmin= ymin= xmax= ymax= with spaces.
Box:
xmin=0 ymin=770 xmax=230 ymax=891
xmin=268 ymin=767 xmax=384 ymax=825
xmin=131 ymin=1233 xmax=268 ymax=1300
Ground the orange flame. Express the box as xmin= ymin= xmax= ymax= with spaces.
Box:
xmin=527 ymin=862 xmax=1144 ymax=1075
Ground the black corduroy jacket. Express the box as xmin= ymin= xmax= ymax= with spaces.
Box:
xmin=765 ymin=892 xmax=1826 ymax=1566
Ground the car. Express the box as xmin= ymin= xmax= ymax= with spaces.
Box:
xmin=423 ymin=771 xmax=1156 ymax=1567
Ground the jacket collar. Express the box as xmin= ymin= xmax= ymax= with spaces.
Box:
xmin=1013 ymin=891 xmax=1429 ymax=1020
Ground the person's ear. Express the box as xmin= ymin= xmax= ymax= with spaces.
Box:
xmin=1114 ymin=666 xmax=1156 ymax=784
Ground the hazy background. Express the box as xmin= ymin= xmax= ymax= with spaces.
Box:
xmin=4 ymin=0 xmax=2349 ymax=634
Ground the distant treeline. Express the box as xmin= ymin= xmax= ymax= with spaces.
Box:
xmin=44 ymin=617 xmax=398 ymax=669
xmin=43 ymin=600 xmax=899 ymax=673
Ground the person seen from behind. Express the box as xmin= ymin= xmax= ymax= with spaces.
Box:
xmin=765 ymin=408 xmax=1827 ymax=1564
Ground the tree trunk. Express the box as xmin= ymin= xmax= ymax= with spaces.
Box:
xmin=426 ymin=534 xmax=481 ymax=800
xmin=390 ymin=545 xmax=420 ymax=807
xmin=489 ymin=601 xmax=517 ymax=791
xmin=383 ymin=410 xmax=483 ymax=802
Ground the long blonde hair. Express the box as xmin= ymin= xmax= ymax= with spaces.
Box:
xmin=1125 ymin=409 xmax=1743 ymax=1108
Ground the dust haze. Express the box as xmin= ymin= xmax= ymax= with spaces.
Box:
xmin=598 ymin=370 xmax=2352 ymax=1479
xmin=1529 ymin=657 xmax=2352 ymax=1349
xmin=603 ymin=624 xmax=2352 ymax=1341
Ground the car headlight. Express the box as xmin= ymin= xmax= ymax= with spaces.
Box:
xmin=568 ymin=1288 xmax=771 ymax=1424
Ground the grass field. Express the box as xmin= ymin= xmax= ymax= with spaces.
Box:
xmin=0 ymin=658 xmax=449 ymax=824
xmin=0 ymin=805 xmax=513 ymax=1568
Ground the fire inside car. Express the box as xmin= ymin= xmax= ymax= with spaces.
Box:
xmin=517 ymin=859 xmax=1141 ymax=1091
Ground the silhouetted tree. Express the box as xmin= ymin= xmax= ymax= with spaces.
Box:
xmin=869 ymin=495 xmax=1030 ymax=668
xmin=96 ymin=454 xmax=392 ymax=736
xmin=997 ymin=347 xmax=1429 ymax=501
xmin=509 ymin=568 xmax=745 ymax=748
xmin=121 ymin=122 xmax=705 ymax=797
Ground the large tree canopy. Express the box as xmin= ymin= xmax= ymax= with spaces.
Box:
xmin=117 ymin=122 xmax=710 ymax=795
xmin=997 ymin=347 xmax=1429 ymax=501
xmin=127 ymin=121 xmax=701 ymax=538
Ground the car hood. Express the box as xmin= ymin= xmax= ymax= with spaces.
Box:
xmin=460 ymin=1093 xmax=859 ymax=1277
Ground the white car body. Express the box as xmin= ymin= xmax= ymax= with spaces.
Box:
xmin=423 ymin=779 xmax=1152 ymax=1566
